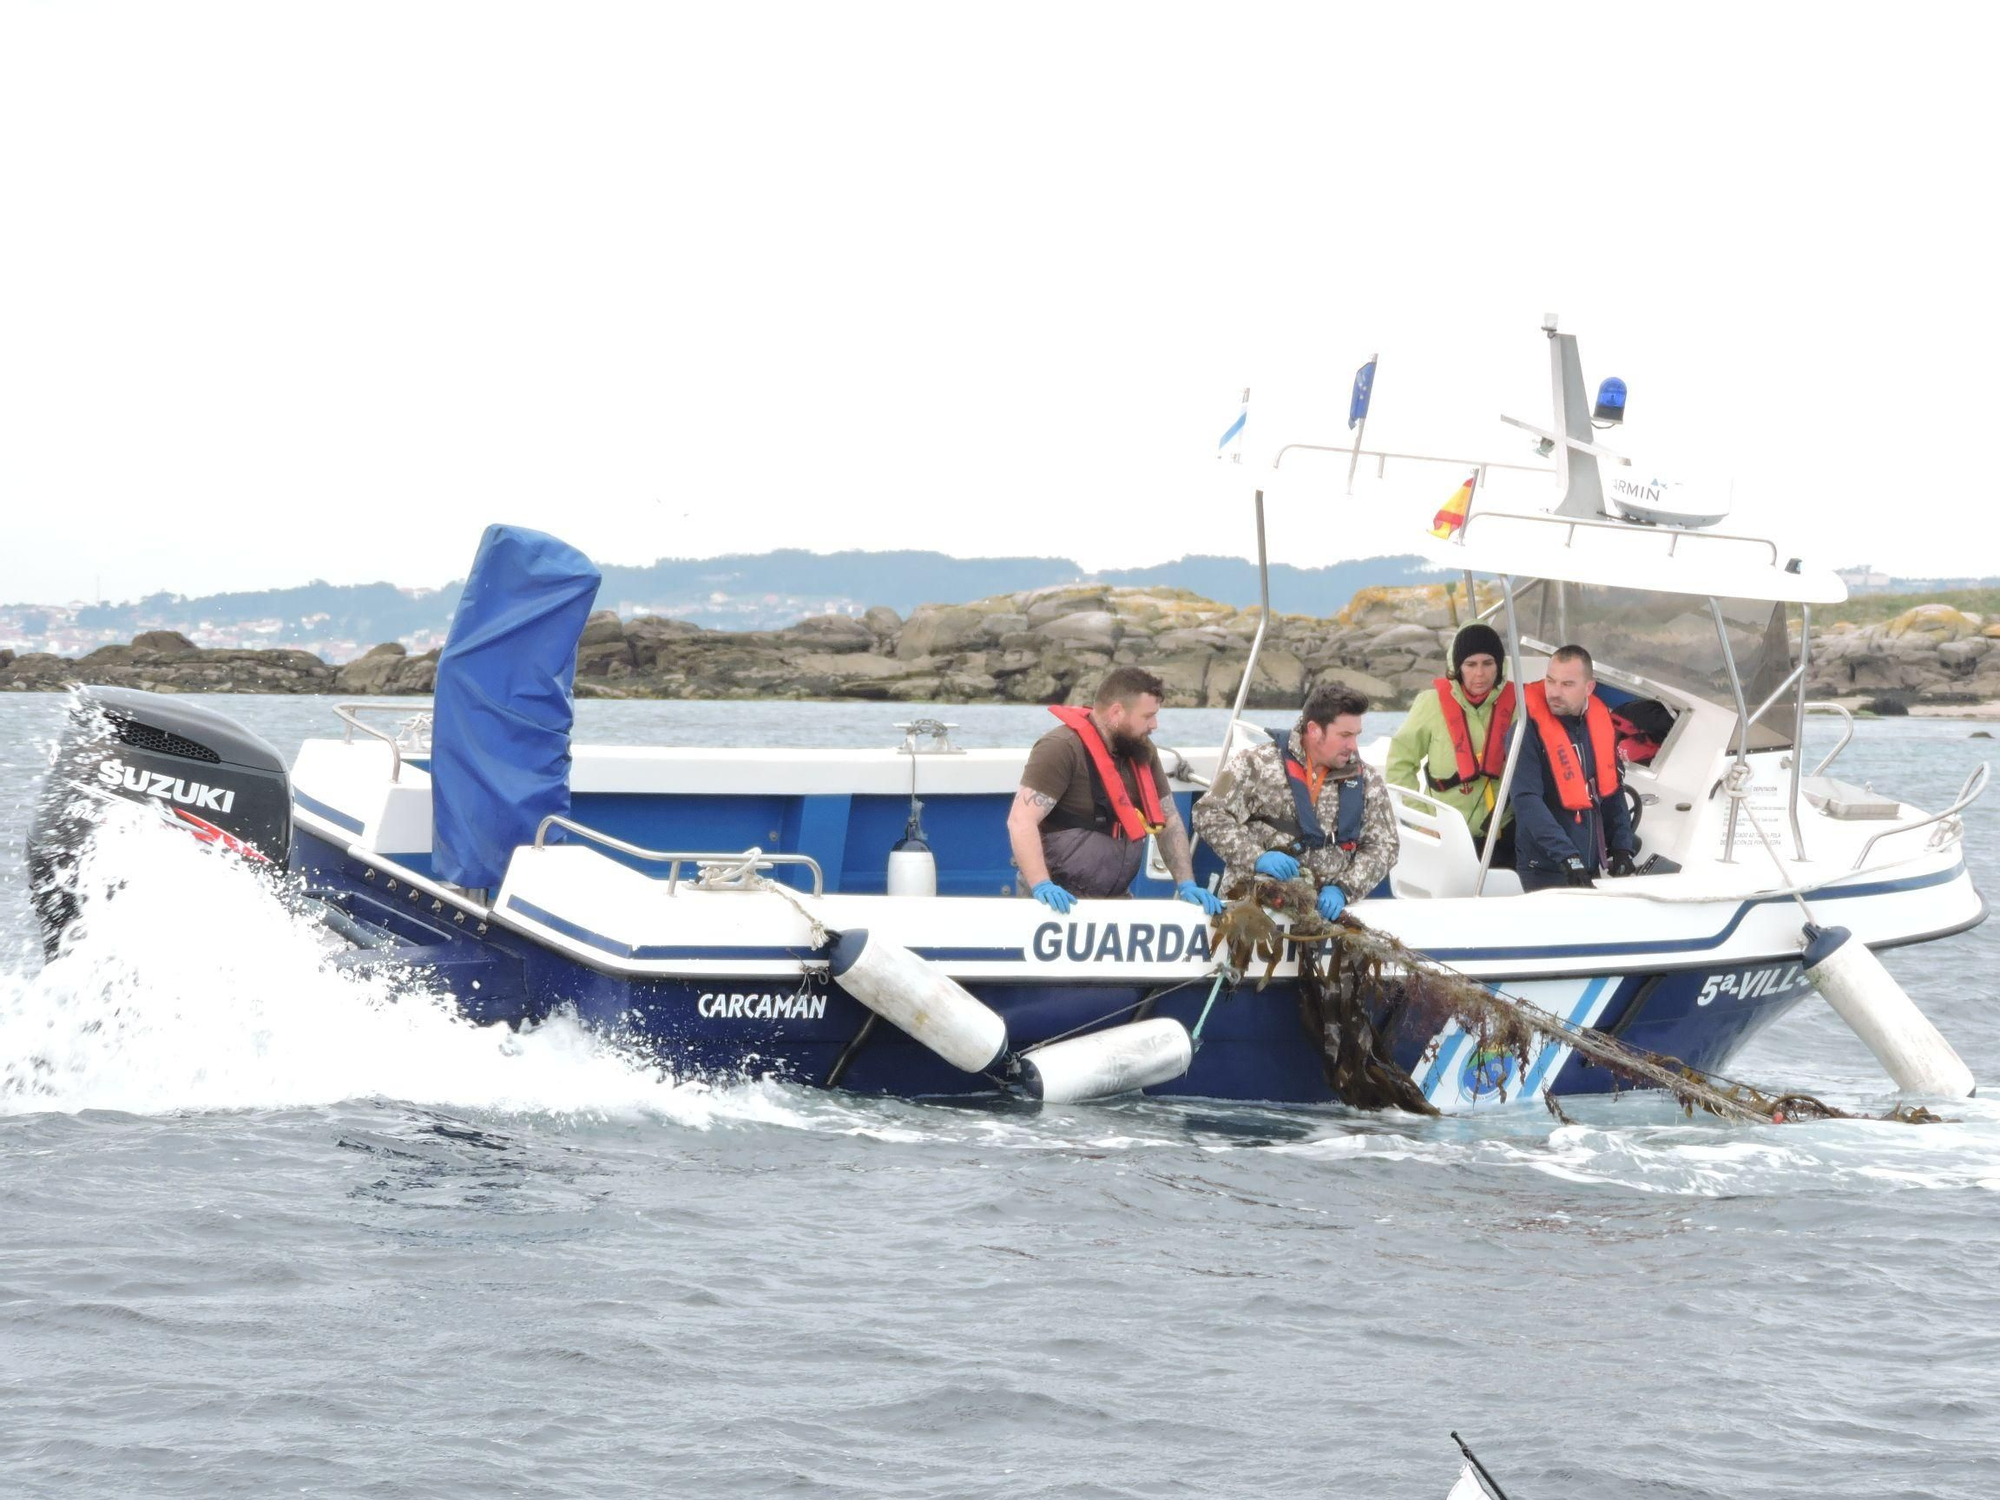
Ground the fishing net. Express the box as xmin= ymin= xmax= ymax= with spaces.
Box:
xmin=1211 ymin=878 xmax=1945 ymax=1125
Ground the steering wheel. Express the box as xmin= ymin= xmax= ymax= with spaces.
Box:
xmin=1622 ymin=784 xmax=1644 ymax=835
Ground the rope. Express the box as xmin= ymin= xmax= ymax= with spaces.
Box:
xmin=1027 ymin=973 xmax=1217 ymax=1051
xmin=746 ymin=877 xmax=830 ymax=950
xmin=1723 ymin=761 xmax=1814 ymax=921
xmin=1188 ymin=966 xmax=1240 ymax=1047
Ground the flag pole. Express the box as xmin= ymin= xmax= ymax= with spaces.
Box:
xmin=1345 ymin=353 xmax=1377 ymax=495
xmin=1449 ymin=1432 xmax=1512 ymax=1500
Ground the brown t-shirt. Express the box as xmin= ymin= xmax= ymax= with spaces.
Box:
xmin=1021 ymin=724 xmax=1170 ymax=830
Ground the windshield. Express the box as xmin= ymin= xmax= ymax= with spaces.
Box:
xmin=1511 ymin=581 xmax=1796 ymax=749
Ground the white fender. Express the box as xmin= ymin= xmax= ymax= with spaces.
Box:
xmin=828 ymin=929 xmax=1008 ymax=1074
xmin=1018 ymin=1018 xmax=1195 ymax=1104
xmin=1802 ymin=925 xmax=1975 ymax=1098
xmin=885 ymin=841 xmax=937 ymax=899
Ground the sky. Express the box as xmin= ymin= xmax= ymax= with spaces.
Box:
xmin=3 ymin=3 xmax=1993 ymax=606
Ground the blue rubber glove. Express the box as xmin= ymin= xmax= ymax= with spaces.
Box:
xmin=1254 ymin=850 xmax=1300 ymax=881
xmin=1316 ymin=884 xmax=1347 ymax=922
xmin=1176 ymin=879 xmax=1223 ymax=916
xmin=1031 ymin=880 xmax=1076 ymax=914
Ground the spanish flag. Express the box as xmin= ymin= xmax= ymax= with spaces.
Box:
xmin=1431 ymin=470 xmax=1476 ymax=541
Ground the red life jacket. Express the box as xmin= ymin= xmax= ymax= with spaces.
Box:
xmin=1047 ymin=705 xmax=1165 ymax=841
xmin=1611 ymin=709 xmax=1662 ymax=765
xmin=1431 ymin=677 xmax=1516 ymax=790
xmin=1522 ymin=681 xmax=1619 ymax=814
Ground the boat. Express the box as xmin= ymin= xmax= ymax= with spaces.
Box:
xmin=29 ymin=318 xmax=1988 ymax=1109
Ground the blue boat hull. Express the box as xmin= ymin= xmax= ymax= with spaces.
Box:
xmin=296 ymin=828 xmax=1817 ymax=1106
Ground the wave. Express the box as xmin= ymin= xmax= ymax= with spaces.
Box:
xmin=0 ymin=805 xmax=810 ymax=1128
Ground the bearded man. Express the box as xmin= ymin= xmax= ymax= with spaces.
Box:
xmin=1007 ymin=667 xmax=1221 ymax=914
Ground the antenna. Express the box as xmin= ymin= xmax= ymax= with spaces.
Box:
xmin=1498 ymin=315 xmax=1632 ymax=515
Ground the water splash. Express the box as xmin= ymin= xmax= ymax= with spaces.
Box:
xmin=0 ymin=803 xmax=811 ymax=1129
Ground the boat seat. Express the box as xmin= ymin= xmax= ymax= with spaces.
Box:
xmin=1386 ymin=784 xmax=1521 ymax=898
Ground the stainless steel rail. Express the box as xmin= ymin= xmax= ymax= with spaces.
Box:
xmin=1472 ymin=577 xmax=1532 ymax=896
xmin=1458 ymin=508 xmax=1782 ymax=564
xmin=532 ymin=815 xmax=826 ymax=896
xmin=333 ymin=701 xmax=431 ymax=782
xmin=1270 ymin=441 xmax=1553 ymax=482
xmin=1709 ymin=599 xmax=1754 ymax=864
xmin=1742 ymin=663 xmax=1806 ymax=735
xmin=1788 ymin=605 xmax=1812 ymax=861
xmin=1852 ymin=763 xmax=1989 ymax=872
xmin=1804 ymin=701 xmax=1856 ymax=777
xmin=1215 ymin=489 xmax=1271 ymax=775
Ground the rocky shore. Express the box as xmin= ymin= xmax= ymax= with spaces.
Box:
xmin=6 ymin=589 xmax=2000 ymax=715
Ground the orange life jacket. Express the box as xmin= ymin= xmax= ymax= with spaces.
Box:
xmin=1431 ymin=678 xmax=1516 ymax=790
xmin=1522 ymin=681 xmax=1619 ymax=815
xmin=1047 ymin=705 xmax=1165 ymax=841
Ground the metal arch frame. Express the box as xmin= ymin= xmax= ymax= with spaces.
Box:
xmin=1269 ymin=441 xmax=1553 ymax=496
xmin=1473 ymin=578 xmax=1533 ymax=897
xmin=1455 ymin=506 xmax=1783 ymax=565
xmin=1709 ymin=598 xmax=1755 ymax=865
xmin=1214 ymin=489 xmax=1271 ymax=777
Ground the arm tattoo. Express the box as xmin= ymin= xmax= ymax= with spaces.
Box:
xmin=1156 ymin=802 xmax=1194 ymax=883
xmin=1015 ymin=785 xmax=1056 ymax=819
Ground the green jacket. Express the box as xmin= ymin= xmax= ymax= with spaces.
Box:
xmin=1385 ymin=680 xmax=1513 ymax=840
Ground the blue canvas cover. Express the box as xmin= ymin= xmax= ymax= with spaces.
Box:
xmin=430 ymin=525 xmax=601 ymax=889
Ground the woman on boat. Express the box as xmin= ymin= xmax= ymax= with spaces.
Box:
xmin=1386 ymin=622 xmax=1514 ymax=858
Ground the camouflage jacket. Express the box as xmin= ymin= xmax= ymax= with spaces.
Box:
xmin=1192 ymin=727 xmax=1400 ymax=900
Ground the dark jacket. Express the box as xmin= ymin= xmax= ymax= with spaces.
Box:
xmin=1507 ymin=704 xmax=1635 ymax=878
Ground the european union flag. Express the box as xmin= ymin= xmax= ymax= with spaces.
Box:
xmin=1348 ymin=360 xmax=1376 ymax=429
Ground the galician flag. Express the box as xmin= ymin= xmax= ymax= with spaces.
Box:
xmin=1431 ymin=470 xmax=1477 ymax=541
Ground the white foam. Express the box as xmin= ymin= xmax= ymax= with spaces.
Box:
xmin=1243 ymin=1100 xmax=2000 ymax=1198
xmin=1 ymin=805 xmax=812 ymax=1129
xmin=1489 ymin=1110 xmax=2000 ymax=1197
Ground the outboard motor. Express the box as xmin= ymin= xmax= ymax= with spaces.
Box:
xmin=29 ymin=687 xmax=292 ymax=959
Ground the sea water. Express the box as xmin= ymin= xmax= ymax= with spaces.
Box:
xmin=1 ymin=696 xmax=1995 ymax=1499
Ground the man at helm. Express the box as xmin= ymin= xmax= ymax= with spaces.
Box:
xmin=1008 ymin=667 xmax=1220 ymax=914
xmin=1192 ymin=681 xmax=1400 ymax=922
xmin=1509 ymin=644 xmax=1637 ymax=892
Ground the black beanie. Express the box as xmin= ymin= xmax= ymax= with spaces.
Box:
xmin=1451 ymin=622 xmax=1506 ymax=676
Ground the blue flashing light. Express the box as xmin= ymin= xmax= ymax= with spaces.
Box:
xmin=1593 ymin=376 xmax=1628 ymax=424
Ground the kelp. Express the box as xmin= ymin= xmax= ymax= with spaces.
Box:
xmin=1294 ymin=937 xmax=1441 ymax=1115
xmin=1211 ymin=879 xmax=1945 ymax=1125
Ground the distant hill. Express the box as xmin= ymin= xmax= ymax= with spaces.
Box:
xmin=69 ymin=580 xmax=447 ymax=645
xmin=2 ymin=550 xmax=1446 ymax=658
